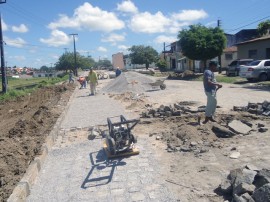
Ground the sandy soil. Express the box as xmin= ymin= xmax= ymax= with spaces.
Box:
xmin=0 ymin=84 xmax=75 ymax=201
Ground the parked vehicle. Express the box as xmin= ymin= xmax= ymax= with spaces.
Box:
xmin=239 ymin=59 xmax=270 ymax=81
xmin=226 ymin=59 xmax=253 ymax=76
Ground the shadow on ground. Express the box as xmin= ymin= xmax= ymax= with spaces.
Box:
xmin=81 ymin=150 xmax=126 ymax=189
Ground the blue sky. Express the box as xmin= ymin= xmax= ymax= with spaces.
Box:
xmin=1 ymin=0 xmax=270 ymax=68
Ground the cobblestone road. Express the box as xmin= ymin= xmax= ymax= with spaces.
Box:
xmin=27 ymin=83 xmax=177 ymax=202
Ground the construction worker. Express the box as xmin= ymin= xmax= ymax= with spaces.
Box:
xmin=202 ymin=61 xmax=222 ymax=124
xmin=88 ymin=68 xmax=98 ymax=95
xmin=115 ymin=67 xmax=122 ymax=77
xmin=77 ymin=76 xmax=86 ymax=89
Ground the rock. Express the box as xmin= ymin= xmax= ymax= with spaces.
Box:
xmin=172 ymin=110 xmax=181 ymax=116
xmin=262 ymin=100 xmax=270 ymax=109
xmin=190 ymin=142 xmax=197 ymax=147
xmin=164 ymin=111 xmax=172 ymax=117
xmin=180 ymin=146 xmax=191 ymax=152
xmin=156 ymin=136 xmax=161 ymax=140
xmin=233 ymin=182 xmax=255 ymax=195
xmin=229 ymin=168 xmax=257 ymax=188
xmin=164 ymin=106 xmax=171 ymax=112
xmin=148 ymin=109 xmax=156 ymax=115
xmin=228 ymin=120 xmax=252 ymax=135
xmin=212 ymin=124 xmax=235 ymax=138
xmin=254 ymin=169 xmax=270 ymax=188
xmin=233 ymin=193 xmax=255 ymax=202
xmin=262 ymin=110 xmax=270 ymax=116
xmin=247 ymin=108 xmax=257 ymax=114
xmin=258 ymin=123 xmax=265 ymax=128
xmin=258 ymin=127 xmax=268 ymax=133
xmin=245 ymin=164 xmax=259 ymax=172
xmin=219 ymin=179 xmax=232 ymax=194
xmin=233 ymin=106 xmax=247 ymax=111
xmin=230 ymin=152 xmax=240 ymax=159
xmin=252 ymin=183 xmax=270 ymax=202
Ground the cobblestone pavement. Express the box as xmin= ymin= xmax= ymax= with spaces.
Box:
xmin=27 ymin=82 xmax=177 ymax=202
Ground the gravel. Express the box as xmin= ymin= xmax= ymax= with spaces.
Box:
xmin=101 ymin=71 xmax=156 ymax=93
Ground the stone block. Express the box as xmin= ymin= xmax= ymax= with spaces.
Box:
xmin=228 ymin=120 xmax=251 ymax=135
xmin=212 ymin=124 xmax=235 ymax=138
xmin=254 ymin=169 xmax=270 ymax=188
xmin=233 ymin=182 xmax=255 ymax=195
xmin=252 ymin=183 xmax=270 ymax=202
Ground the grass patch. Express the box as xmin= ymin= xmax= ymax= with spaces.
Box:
xmin=0 ymin=74 xmax=69 ymax=101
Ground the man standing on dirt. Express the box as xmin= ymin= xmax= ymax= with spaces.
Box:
xmin=202 ymin=61 xmax=222 ymax=124
xmin=88 ymin=68 xmax=98 ymax=96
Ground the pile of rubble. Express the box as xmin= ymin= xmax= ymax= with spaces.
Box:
xmin=218 ymin=166 xmax=270 ymax=202
xmin=234 ymin=100 xmax=270 ymax=116
xmin=141 ymin=101 xmax=203 ymax=118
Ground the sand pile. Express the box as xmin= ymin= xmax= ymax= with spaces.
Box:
xmin=102 ymin=71 xmax=157 ymax=93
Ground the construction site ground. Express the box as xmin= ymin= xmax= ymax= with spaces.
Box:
xmin=1 ymin=72 xmax=270 ymax=202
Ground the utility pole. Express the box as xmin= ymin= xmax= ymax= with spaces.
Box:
xmin=163 ymin=42 xmax=166 ymax=60
xmin=217 ymin=19 xmax=222 ymax=74
xmin=69 ymin=34 xmax=78 ymax=76
xmin=0 ymin=1 xmax=7 ymax=93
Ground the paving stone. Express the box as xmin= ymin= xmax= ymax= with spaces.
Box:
xmin=228 ymin=120 xmax=252 ymax=135
xmin=130 ymin=192 xmax=146 ymax=201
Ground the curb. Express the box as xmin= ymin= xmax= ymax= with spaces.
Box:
xmin=7 ymin=85 xmax=77 ymax=202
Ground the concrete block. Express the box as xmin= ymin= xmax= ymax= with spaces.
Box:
xmin=7 ymin=182 xmax=30 ymax=202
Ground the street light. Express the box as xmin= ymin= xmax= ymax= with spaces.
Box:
xmin=70 ymin=34 xmax=78 ymax=76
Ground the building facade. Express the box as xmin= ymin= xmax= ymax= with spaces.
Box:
xmin=112 ymin=52 xmax=125 ymax=69
xmin=237 ymin=35 xmax=270 ymax=60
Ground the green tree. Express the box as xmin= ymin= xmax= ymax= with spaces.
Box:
xmin=156 ymin=59 xmax=167 ymax=72
xmin=95 ymin=59 xmax=112 ymax=68
xmin=40 ymin=65 xmax=49 ymax=72
xmin=257 ymin=20 xmax=270 ymax=36
xmin=178 ymin=24 xmax=226 ymax=71
xmin=55 ymin=52 xmax=96 ymax=73
xmin=128 ymin=45 xmax=158 ymax=69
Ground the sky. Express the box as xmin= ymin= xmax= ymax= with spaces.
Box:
xmin=1 ymin=0 xmax=270 ymax=68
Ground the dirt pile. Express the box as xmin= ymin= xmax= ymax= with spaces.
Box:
xmin=218 ymin=166 xmax=270 ymax=202
xmin=0 ymin=84 xmax=75 ymax=201
xmin=141 ymin=102 xmax=269 ymax=154
xmin=102 ymin=71 xmax=156 ymax=93
xmin=167 ymin=70 xmax=202 ymax=80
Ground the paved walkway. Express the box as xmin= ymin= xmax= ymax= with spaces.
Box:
xmin=27 ymin=82 xmax=176 ymax=202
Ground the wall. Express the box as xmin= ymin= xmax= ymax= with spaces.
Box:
xmin=221 ymin=51 xmax=238 ymax=67
xmin=238 ymin=39 xmax=270 ymax=60
xmin=112 ymin=52 xmax=125 ymax=69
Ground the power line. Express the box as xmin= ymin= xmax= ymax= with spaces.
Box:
xmin=226 ymin=15 xmax=270 ymax=33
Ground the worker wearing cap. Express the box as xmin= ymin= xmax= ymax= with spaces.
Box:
xmin=88 ymin=68 xmax=98 ymax=95
xmin=202 ymin=61 xmax=222 ymax=124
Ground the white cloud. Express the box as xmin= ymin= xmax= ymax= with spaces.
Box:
xmin=172 ymin=9 xmax=208 ymax=21
xmin=117 ymin=0 xmax=138 ymax=14
xmin=12 ymin=24 xmax=29 ymax=33
xmin=118 ymin=45 xmax=129 ymax=51
xmin=9 ymin=55 xmax=26 ymax=61
xmin=154 ymin=35 xmax=177 ymax=44
xmin=40 ymin=30 xmax=72 ymax=47
xmin=129 ymin=9 xmax=208 ymax=34
xmin=97 ymin=46 xmax=107 ymax=52
xmin=129 ymin=11 xmax=170 ymax=33
xmin=101 ymin=33 xmax=125 ymax=45
xmin=2 ymin=19 xmax=8 ymax=31
xmin=48 ymin=2 xmax=125 ymax=32
xmin=205 ymin=21 xmax=217 ymax=27
xmin=4 ymin=36 xmax=26 ymax=48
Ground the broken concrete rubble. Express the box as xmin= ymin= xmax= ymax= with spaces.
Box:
xmin=228 ymin=120 xmax=252 ymax=135
xmin=233 ymin=100 xmax=270 ymax=117
xmin=218 ymin=167 xmax=270 ymax=202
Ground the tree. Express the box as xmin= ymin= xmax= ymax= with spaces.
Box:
xmin=257 ymin=20 xmax=270 ymax=36
xmin=128 ymin=45 xmax=158 ymax=69
xmin=55 ymin=52 xmax=96 ymax=73
xmin=95 ymin=59 xmax=111 ymax=68
xmin=156 ymin=59 xmax=167 ymax=72
xmin=178 ymin=24 xmax=226 ymax=70
xmin=40 ymin=65 xmax=49 ymax=72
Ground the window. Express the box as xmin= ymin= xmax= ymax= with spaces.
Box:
xmin=266 ymin=48 xmax=270 ymax=59
xmin=248 ymin=49 xmax=257 ymax=59
xmin=264 ymin=61 xmax=270 ymax=66
xmin=225 ymin=53 xmax=233 ymax=60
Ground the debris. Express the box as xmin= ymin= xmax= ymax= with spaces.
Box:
xmin=228 ymin=120 xmax=252 ymax=135
xmin=233 ymin=100 xmax=270 ymax=117
xmin=252 ymin=183 xmax=270 ymax=202
xmin=212 ymin=124 xmax=235 ymax=138
xmin=258 ymin=127 xmax=268 ymax=133
xmin=156 ymin=136 xmax=161 ymax=140
xmin=230 ymin=152 xmax=241 ymax=159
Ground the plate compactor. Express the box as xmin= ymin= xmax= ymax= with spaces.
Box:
xmin=104 ymin=115 xmax=139 ymax=157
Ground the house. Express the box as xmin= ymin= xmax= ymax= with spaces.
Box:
xmin=237 ymin=35 xmax=270 ymax=60
xmin=221 ymin=46 xmax=238 ymax=68
xmin=124 ymin=56 xmax=155 ymax=69
xmin=33 ymin=71 xmax=60 ymax=78
xmin=112 ymin=52 xmax=125 ymax=69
